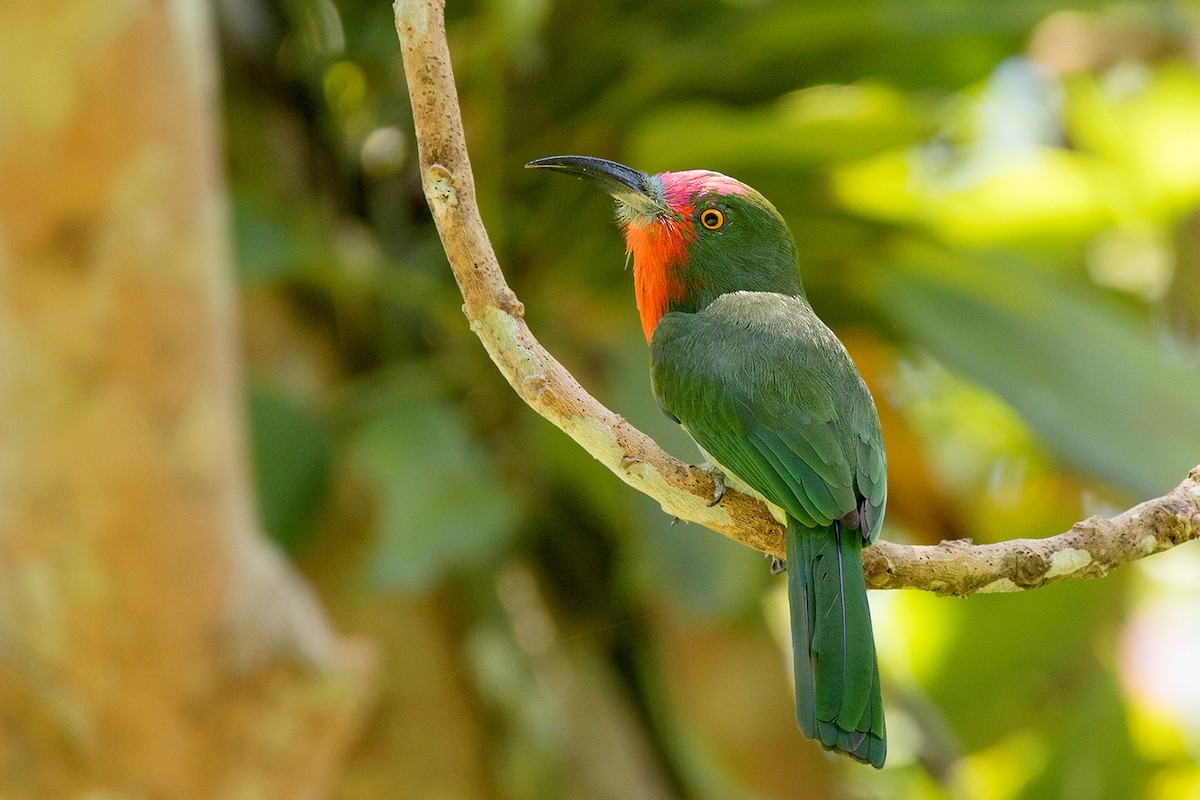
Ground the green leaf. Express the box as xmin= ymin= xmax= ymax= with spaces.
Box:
xmin=352 ymin=393 xmax=520 ymax=589
xmin=1017 ymin=668 xmax=1148 ymax=800
xmin=628 ymin=83 xmax=930 ymax=172
xmin=633 ymin=494 xmax=769 ymax=620
xmin=231 ymin=191 xmax=324 ymax=284
xmin=247 ymin=388 xmax=333 ymax=554
xmin=872 ymin=248 xmax=1200 ymax=498
xmin=927 ymin=578 xmax=1122 ymax=751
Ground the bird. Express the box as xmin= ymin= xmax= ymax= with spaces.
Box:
xmin=527 ymin=155 xmax=888 ymax=767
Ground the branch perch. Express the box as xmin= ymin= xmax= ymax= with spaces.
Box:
xmin=393 ymin=0 xmax=1200 ymax=597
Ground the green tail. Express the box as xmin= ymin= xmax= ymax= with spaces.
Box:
xmin=786 ymin=517 xmax=886 ymax=768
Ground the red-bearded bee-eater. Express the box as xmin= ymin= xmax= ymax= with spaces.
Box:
xmin=528 ymin=155 xmax=888 ymax=767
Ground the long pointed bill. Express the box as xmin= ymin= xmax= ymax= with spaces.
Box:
xmin=526 ymin=155 xmax=663 ymax=216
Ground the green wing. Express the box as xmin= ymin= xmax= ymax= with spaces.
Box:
xmin=650 ymin=292 xmax=886 ymax=536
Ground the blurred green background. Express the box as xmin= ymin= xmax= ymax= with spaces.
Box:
xmin=221 ymin=0 xmax=1200 ymax=797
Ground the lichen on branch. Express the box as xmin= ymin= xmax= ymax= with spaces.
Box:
xmin=393 ymin=0 xmax=1200 ymax=598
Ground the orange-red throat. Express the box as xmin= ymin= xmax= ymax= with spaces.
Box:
xmin=623 ymin=212 xmax=694 ymax=342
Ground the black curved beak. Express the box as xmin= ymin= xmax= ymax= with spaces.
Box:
xmin=526 ymin=155 xmax=662 ymax=214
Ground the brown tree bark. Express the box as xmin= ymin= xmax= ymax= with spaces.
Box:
xmin=0 ymin=2 xmax=372 ymax=797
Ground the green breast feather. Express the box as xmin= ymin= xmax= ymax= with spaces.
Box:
xmin=650 ymin=291 xmax=886 ymax=536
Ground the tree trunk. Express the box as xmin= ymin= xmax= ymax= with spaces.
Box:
xmin=0 ymin=2 xmax=372 ymax=796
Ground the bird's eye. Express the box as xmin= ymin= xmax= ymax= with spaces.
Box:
xmin=699 ymin=208 xmax=724 ymax=230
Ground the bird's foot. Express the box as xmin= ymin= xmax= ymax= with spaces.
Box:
xmin=706 ymin=467 xmax=726 ymax=507
xmin=765 ymin=553 xmax=786 ymax=575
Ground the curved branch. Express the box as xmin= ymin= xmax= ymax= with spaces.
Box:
xmin=393 ymin=0 xmax=1200 ymax=597
xmin=861 ymin=470 xmax=1200 ymax=595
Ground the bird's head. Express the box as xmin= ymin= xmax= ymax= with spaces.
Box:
xmin=528 ymin=155 xmax=803 ymax=341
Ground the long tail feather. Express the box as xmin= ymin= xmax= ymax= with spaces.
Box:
xmin=786 ymin=518 xmax=886 ymax=768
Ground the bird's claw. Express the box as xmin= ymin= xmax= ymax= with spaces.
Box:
xmin=769 ymin=556 xmax=786 ymax=576
xmin=707 ymin=468 xmax=726 ymax=507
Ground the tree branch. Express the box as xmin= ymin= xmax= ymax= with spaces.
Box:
xmin=393 ymin=0 xmax=1200 ymax=597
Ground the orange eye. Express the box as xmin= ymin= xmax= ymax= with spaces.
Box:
xmin=699 ymin=208 xmax=724 ymax=230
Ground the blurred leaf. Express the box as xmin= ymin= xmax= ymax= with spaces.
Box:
xmin=248 ymin=388 xmax=333 ymax=553
xmin=1166 ymin=211 xmax=1200 ymax=344
xmin=636 ymin=505 xmax=770 ymax=620
xmin=707 ymin=0 xmax=1115 ymax=96
xmin=231 ymin=191 xmax=325 ymax=284
xmin=927 ymin=578 xmax=1121 ymax=751
xmin=1018 ymin=668 xmax=1148 ymax=800
xmin=1066 ymin=64 xmax=1200 ymax=222
xmin=834 ymin=146 xmax=1117 ymax=247
xmin=351 ymin=388 xmax=520 ymax=589
xmin=629 ymin=83 xmax=930 ymax=172
xmin=872 ymin=248 xmax=1200 ymax=498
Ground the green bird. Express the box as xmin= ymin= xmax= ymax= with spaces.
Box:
xmin=528 ymin=155 xmax=888 ymax=767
